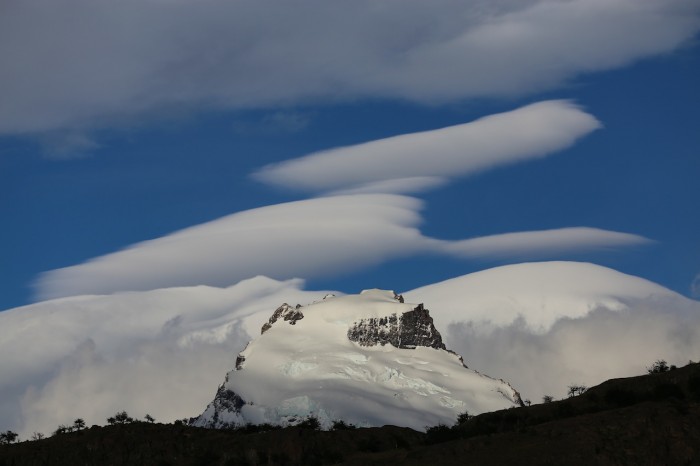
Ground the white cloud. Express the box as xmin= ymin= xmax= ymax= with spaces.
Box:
xmin=0 ymin=0 xmax=697 ymax=136
xmin=326 ymin=176 xmax=449 ymax=196
xmin=440 ymin=227 xmax=653 ymax=259
xmin=33 ymin=193 xmax=650 ymax=301
xmin=253 ymin=101 xmax=601 ymax=193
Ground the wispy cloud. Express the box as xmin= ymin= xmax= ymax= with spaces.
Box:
xmin=1 ymin=0 xmax=697 ymax=136
xmin=692 ymin=273 xmax=700 ymax=299
xmin=253 ymin=101 xmax=601 ymax=193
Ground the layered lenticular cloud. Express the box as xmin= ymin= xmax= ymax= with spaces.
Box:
xmin=34 ymin=192 xmax=652 ymax=301
xmin=1 ymin=0 xmax=698 ymax=136
xmin=254 ymin=101 xmax=601 ymax=193
xmin=34 ymin=194 xmax=428 ymax=300
xmin=440 ymin=227 xmax=653 ymax=259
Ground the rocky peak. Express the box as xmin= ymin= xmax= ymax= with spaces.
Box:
xmin=347 ymin=304 xmax=445 ymax=350
xmin=261 ymin=303 xmax=304 ymax=334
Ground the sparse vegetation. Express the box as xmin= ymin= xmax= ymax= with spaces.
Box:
xmin=567 ymin=384 xmax=587 ymax=397
xmin=297 ymin=416 xmax=321 ymax=430
xmin=107 ymin=411 xmax=135 ymax=425
xmin=647 ymin=359 xmax=677 ymax=374
xmin=73 ymin=418 xmax=86 ymax=431
xmin=456 ymin=410 xmax=474 ymax=424
xmin=331 ymin=419 xmax=356 ymax=430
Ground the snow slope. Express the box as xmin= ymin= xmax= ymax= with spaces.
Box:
xmin=194 ymin=290 xmax=521 ymax=431
xmin=405 ymin=261 xmax=682 ymax=334
xmin=405 ymin=262 xmax=699 ymax=401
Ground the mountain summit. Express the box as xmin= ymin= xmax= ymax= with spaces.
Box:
xmin=194 ymin=290 xmax=522 ymax=431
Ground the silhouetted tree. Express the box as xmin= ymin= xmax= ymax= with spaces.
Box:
xmin=73 ymin=418 xmax=86 ymax=431
xmin=331 ymin=420 xmax=355 ymax=430
xmin=567 ymin=384 xmax=587 ymax=398
xmin=648 ymin=359 xmax=670 ymax=374
xmin=30 ymin=432 xmax=45 ymax=441
xmin=542 ymin=395 xmax=554 ymax=404
xmin=0 ymin=430 xmax=18 ymax=444
xmin=53 ymin=425 xmax=70 ymax=436
xmin=456 ymin=411 xmax=474 ymax=424
xmin=108 ymin=411 xmax=134 ymax=425
xmin=298 ymin=416 xmax=321 ymax=430
xmin=145 ymin=414 xmax=155 ymax=423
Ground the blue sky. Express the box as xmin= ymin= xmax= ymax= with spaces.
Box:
xmin=1 ymin=0 xmax=699 ymax=311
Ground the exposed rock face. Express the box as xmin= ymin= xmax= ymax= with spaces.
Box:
xmin=261 ymin=303 xmax=304 ymax=334
xmin=198 ymin=373 xmax=247 ymax=428
xmin=347 ymin=304 xmax=446 ymax=350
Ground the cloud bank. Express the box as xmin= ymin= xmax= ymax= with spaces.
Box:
xmin=1 ymin=0 xmax=698 ymax=136
xmin=34 ymin=193 xmax=650 ymax=301
xmin=254 ymin=101 xmax=601 ymax=193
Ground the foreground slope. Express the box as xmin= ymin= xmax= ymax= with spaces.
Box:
xmin=3 ymin=363 xmax=699 ymax=466
xmin=194 ymin=290 xmax=522 ymax=430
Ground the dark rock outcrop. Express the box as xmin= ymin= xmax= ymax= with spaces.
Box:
xmin=196 ymin=373 xmax=247 ymax=428
xmin=347 ymin=304 xmax=446 ymax=350
xmin=261 ymin=303 xmax=304 ymax=334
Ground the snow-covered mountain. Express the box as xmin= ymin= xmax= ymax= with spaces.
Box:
xmin=1 ymin=261 xmax=698 ymax=438
xmin=194 ymin=290 xmax=522 ymax=431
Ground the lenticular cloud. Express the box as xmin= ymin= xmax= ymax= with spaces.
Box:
xmin=254 ymin=101 xmax=601 ymax=193
xmin=1 ymin=0 xmax=698 ymax=136
xmin=33 ymin=194 xmax=428 ymax=300
xmin=34 ymin=192 xmax=650 ymax=301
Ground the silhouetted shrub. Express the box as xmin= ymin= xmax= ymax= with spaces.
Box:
xmin=567 ymin=384 xmax=587 ymax=398
xmin=298 ymin=416 xmax=320 ymax=430
xmin=331 ymin=420 xmax=355 ymax=430
xmin=648 ymin=359 xmax=670 ymax=374
xmin=0 ymin=431 xmax=18 ymax=445
xmin=425 ymin=424 xmax=459 ymax=444
xmin=456 ymin=411 xmax=474 ymax=424
xmin=542 ymin=395 xmax=554 ymax=404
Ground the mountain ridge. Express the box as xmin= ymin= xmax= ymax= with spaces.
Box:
xmin=194 ymin=290 xmax=522 ymax=431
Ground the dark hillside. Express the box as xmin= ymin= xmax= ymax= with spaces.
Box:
xmin=2 ymin=362 xmax=700 ymax=465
